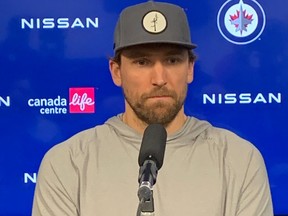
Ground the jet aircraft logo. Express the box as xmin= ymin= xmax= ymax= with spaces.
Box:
xmin=217 ymin=0 xmax=266 ymax=45
xmin=229 ymin=4 xmax=253 ymax=35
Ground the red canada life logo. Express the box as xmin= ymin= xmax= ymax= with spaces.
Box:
xmin=69 ymin=87 xmax=95 ymax=113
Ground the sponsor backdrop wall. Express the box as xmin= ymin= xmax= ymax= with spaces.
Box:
xmin=0 ymin=0 xmax=287 ymax=215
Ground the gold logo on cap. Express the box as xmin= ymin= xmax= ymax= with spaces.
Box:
xmin=142 ymin=11 xmax=167 ymax=34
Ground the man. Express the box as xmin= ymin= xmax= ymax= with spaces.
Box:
xmin=32 ymin=1 xmax=273 ymax=215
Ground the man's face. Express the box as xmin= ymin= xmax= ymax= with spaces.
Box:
xmin=110 ymin=44 xmax=194 ymax=126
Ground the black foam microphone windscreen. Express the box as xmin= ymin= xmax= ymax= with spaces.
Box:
xmin=138 ymin=124 xmax=167 ymax=169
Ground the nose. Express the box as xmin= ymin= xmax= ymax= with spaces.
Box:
xmin=151 ymin=62 xmax=167 ymax=87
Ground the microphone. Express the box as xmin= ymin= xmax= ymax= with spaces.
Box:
xmin=137 ymin=124 xmax=167 ymax=202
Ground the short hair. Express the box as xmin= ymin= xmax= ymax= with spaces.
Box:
xmin=110 ymin=45 xmax=197 ymax=65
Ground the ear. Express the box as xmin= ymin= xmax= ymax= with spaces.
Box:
xmin=187 ymin=61 xmax=194 ymax=84
xmin=109 ymin=60 xmax=122 ymax=87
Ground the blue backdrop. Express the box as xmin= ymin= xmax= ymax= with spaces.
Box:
xmin=0 ymin=0 xmax=287 ymax=215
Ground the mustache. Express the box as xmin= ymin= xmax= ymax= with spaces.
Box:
xmin=141 ymin=87 xmax=176 ymax=99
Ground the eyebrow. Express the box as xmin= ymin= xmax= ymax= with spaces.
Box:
xmin=122 ymin=50 xmax=149 ymax=59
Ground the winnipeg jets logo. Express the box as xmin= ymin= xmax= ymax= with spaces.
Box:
xmin=230 ymin=3 xmax=253 ymax=34
xmin=217 ymin=0 xmax=266 ymax=45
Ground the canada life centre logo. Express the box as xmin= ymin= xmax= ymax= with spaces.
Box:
xmin=217 ymin=0 xmax=266 ymax=45
xmin=27 ymin=87 xmax=95 ymax=114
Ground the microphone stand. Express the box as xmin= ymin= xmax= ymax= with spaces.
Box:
xmin=136 ymin=190 xmax=155 ymax=216
xmin=136 ymin=160 xmax=157 ymax=216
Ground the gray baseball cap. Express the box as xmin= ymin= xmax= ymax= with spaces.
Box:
xmin=113 ymin=1 xmax=197 ymax=52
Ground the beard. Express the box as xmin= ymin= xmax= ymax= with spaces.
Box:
xmin=123 ymin=85 xmax=187 ymax=126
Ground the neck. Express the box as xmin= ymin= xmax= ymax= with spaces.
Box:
xmin=121 ymin=107 xmax=187 ymax=135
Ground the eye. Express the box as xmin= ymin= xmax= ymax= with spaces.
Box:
xmin=132 ymin=58 xmax=151 ymax=66
xmin=166 ymin=56 xmax=183 ymax=64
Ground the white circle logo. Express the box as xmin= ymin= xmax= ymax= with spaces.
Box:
xmin=217 ymin=0 xmax=266 ymax=45
xmin=142 ymin=11 xmax=167 ymax=34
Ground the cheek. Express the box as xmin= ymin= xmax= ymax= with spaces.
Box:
xmin=122 ymin=76 xmax=142 ymax=91
xmin=121 ymin=70 xmax=149 ymax=92
xmin=169 ymin=73 xmax=189 ymax=87
xmin=121 ymin=76 xmax=142 ymax=98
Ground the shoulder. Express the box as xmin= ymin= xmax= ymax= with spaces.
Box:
xmin=205 ymin=126 xmax=260 ymax=154
xmin=40 ymin=123 xmax=113 ymax=168
xmin=188 ymin=117 xmax=266 ymax=171
xmin=201 ymin=125 xmax=266 ymax=174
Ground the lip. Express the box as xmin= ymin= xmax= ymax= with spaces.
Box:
xmin=147 ymin=95 xmax=171 ymax=100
